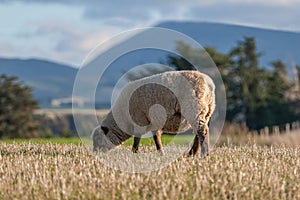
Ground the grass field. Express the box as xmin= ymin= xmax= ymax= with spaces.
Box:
xmin=0 ymin=134 xmax=195 ymax=146
xmin=0 ymin=137 xmax=84 ymax=145
xmin=0 ymin=140 xmax=299 ymax=199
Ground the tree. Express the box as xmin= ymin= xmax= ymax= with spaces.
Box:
xmin=125 ymin=65 xmax=171 ymax=81
xmin=204 ymin=47 xmax=237 ymax=121
xmin=272 ymin=60 xmax=289 ymax=83
xmin=269 ymin=61 xmax=291 ymax=102
xmin=0 ymin=74 xmax=39 ymax=138
xmin=228 ymin=37 xmax=264 ymax=125
xmin=168 ymin=41 xmax=195 ymax=71
xmin=228 ymin=38 xmax=298 ymax=129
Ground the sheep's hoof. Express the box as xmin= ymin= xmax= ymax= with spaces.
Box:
xmin=132 ymin=148 xmax=138 ymax=153
xmin=188 ymin=149 xmax=195 ymax=157
xmin=188 ymin=151 xmax=196 ymax=157
xmin=201 ymin=152 xmax=209 ymax=157
xmin=188 ymin=149 xmax=201 ymax=157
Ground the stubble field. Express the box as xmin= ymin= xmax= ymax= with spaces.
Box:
xmin=0 ymin=142 xmax=299 ymax=200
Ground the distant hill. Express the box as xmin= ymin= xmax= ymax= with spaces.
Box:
xmin=0 ymin=58 xmax=77 ymax=108
xmin=157 ymin=21 xmax=300 ymax=68
xmin=1 ymin=21 xmax=300 ymax=108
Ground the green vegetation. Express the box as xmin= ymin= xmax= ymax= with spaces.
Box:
xmin=0 ymin=135 xmax=194 ymax=146
xmin=0 ymin=137 xmax=83 ymax=145
xmin=124 ymin=134 xmax=194 ymax=146
xmin=0 ymin=74 xmax=39 ymax=138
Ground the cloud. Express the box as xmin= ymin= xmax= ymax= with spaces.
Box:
xmin=0 ymin=42 xmax=17 ymax=57
xmin=34 ymin=21 xmax=81 ymax=37
xmin=3 ymin=0 xmax=300 ymax=30
xmin=3 ymin=0 xmax=300 ymax=5
xmin=31 ymin=20 xmax=123 ymax=65
xmin=1 ymin=0 xmax=300 ymax=66
xmin=3 ymin=0 xmax=300 ymax=8
xmin=186 ymin=2 xmax=300 ymax=31
xmin=5 ymin=0 xmax=300 ymax=22
xmin=53 ymin=27 xmax=122 ymax=53
xmin=71 ymin=0 xmax=300 ymax=33
xmin=0 ymin=15 xmax=124 ymax=66
xmin=223 ymin=0 xmax=300 ymax=6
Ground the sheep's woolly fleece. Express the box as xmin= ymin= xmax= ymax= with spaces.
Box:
xmin=93 ymin=70 xmax=215 ymax=151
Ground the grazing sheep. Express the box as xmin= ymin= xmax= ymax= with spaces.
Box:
xmin=92 ymin=70 xmax=215 ymax=156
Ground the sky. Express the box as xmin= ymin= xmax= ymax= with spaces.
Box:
xmin=1 ymin=0 xmax=300 ymax=67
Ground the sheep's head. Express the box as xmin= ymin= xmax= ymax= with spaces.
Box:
xmin=92 ymin=126 xmax=115 ymax=152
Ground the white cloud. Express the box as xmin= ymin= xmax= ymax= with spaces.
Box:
xmin=223 ymin=0 xmax=300 ymax=6
xmin=34 ymin=21 xmax=125 ymax=65
xmin=0 ymin=42 xmax=17 ymax=58
xmin=6 ymin=0 xmax=300 ymax=6
xmin=0 ymin=15 xmax=125 ymax=66
xmin=76 ymin=28 xmax=122 ymax=52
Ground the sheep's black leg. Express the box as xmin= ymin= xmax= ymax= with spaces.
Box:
xmin=189 ymin=135 xmax=201 ymax=156
xmin=189 ymin=123 xmax=209 ymax=157
xmin=132 ymin=137 xmax=141 ymax=153
xmin=153 ymin=130 xmax=163 ymax=153
xmin=202 ymin=129 xmax=209 ymax=156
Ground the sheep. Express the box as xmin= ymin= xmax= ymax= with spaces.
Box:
xmin=92 ymin=70 xmax=215 ymax=156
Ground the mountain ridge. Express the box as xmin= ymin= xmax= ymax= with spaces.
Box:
xmin=156 ymin=21 xmax=300 ymax=66
xmin=0 ymin=57 xmax=77 ymax=108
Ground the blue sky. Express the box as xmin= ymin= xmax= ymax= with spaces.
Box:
xmin=1 ymin=0 xmax=300 ymax=67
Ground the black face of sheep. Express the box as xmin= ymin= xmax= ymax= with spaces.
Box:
xmin=92 ymin=126 xmax=115 ymax=152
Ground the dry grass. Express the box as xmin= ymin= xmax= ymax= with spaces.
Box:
xmin=217 ymin=123 xmax=300 ymax=147
xmin=255 ymin=131 xmax=300 ymax=147
xmin=0 ymin=143 xmax=300 ymax=199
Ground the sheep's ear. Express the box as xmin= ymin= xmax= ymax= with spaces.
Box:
xmin=101 ymin=126 xmax=109 ymax=135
